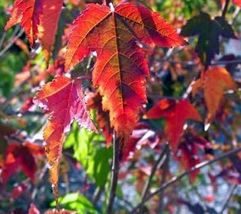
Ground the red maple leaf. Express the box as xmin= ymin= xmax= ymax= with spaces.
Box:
xmin=35 ymin=76 xmax=95 ymax=187
xmin=65 ymin=3 xmax=186 ymax=140
xmin=5 ymin=0 xmax=63 ymax=60
xmin=146 ymin=99 xmax=201 ymax=150
xmin=1 ymin=142 xmax=44 ymax=183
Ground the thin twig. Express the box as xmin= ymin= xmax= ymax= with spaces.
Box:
xmin=0 ymin=28 xmax=24 ymax=58
xmin=157 ymin=146 xmax=170 ymax=212
xmin=31 ymin=164 xmax=49 ymax=200
xmin=0 ymin=32 xmax=6 ymax=49
xmin=106 ymin=134 xmax=121 ymax=214
xmin=93 ymin=187 xmax=103 ymax=206
xmin=222 ymin=0 xmax=231 ymax=18
xmin=220 ymin=185 xmax=237 ymax=213
xmin=141 ymin=144 xmax=168 ymax=202
xmin=132 ymin=147 xmax=241 ymax=213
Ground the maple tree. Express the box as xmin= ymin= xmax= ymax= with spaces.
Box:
xmin=0 ymin=0 xmax=241 ymax=213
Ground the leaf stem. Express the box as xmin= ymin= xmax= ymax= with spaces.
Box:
xmin=132 ymin=147 xmax=241 ymax=213
xmin=106 ymin=134 xmax=121 ymax=214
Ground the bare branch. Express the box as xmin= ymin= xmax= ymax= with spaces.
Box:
xmin=132 ymin=147 xmax=241 ymax=213
xmin=220 ymin=185 xmax=237 ymax=213
xmin=141 ymin=144 xmax=168 ymax=201
xmin=222 ymin=0 xmax=231 ymax=18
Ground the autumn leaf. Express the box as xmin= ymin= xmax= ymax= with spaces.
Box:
xmin=86 ymin=92 xmax=113 ymax=146
xmin=233 ymin=0 xmax=241 ymax=7
xmin=28 ymin=203 xmax=40 ymax=214
xmin=146 ymin=99 xmax=201 ymax=150
xmin=65 ymin=3 xmax=186 ymax=140
xmin=192 ymin=66 xmax=236 ymax=123
xmin=176 ymin=131 xmax=212 ymax=182
xmin=5 ymin=0 xmax=63 ymax=60
xmin=1 ymin=142 xmax=44 ymax=183
xmin=121 ymin=123 xmax=159 ymax=161
xmin=35 ymin=76 xmax=95 ymax=190
xmin=181 ymin=12 xmax=236 ymax=66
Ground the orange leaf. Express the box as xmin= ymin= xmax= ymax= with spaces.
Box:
xmin=146 ymin=99 xmax=201 ymax=150
xmin=35 ymin=76 xmax=95 ymax=189
xmin=5 ymin=0 xmax=63 ymax=60
xmin=192 ymin=66 xmax=236 ymax=123
xmin=65 ymin=3 xmax=185 ymax=140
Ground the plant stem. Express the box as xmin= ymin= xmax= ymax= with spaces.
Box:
xmin=220 ymin=185 xmax=237 ymax=213
xmin=132 ymin=147 xmax=241 ymax=213
xmin=157 ymin=146 xmax=170 ymax=212
xmin=222 ymin=0 xmax=231 ymax=18
xmin=106 ymin=134 xmax=121 ymax=214
xmin=0 ymin=28 xmax=24 ymax=58
xmin=141 ymin=144 xmax=168 ymax=202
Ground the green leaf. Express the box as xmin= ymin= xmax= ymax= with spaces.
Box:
xmin=65 ymin=124 xmax=112 ymax=187
xmin=51 ymin=192 xmax=98 ymax=214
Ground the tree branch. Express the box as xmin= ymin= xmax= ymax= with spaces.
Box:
xmin=0 ymin=28 xmax=24 ymax=58
xmin=132 ymin=147 xmax=241 ymax=213
xmin=220 ymin=185 xmax=237 ymax=213
xmin=222 ymin=0 xmax=231 ymax=18
xmin=141 ymin=144 xmax=168 ymax=201
xmin=106 ymin=134 xmax=121 ymax=214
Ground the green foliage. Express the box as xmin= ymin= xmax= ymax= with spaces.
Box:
xmin=65 ymin=125 xmax=112 ymax=187
xmin=51 ymin=193 xmax=98 ymax=214
xmin=155 ymin=0 xmax=208 ymax=17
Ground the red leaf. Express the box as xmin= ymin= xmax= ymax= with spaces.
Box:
xmin=86 ymin=92 xmax=113 ymax=146
xmin=176 ymin=131 xmax=212 ymax=182
xmin=5 ymin=0 xmax=63 ymax=60
xmin=233 ymin=0 xmax=241 ymax=7
xmin=1 ymin=142 xmax=43 ymax=183
xmin=122 ymin=123 xmax=159 ymax=161
xmin=11 ymin=182 xmax=27 ymax=199
xmin=65 ymin=3 xmax=185 ymax=140
xmin=146 ymin=99 xmax=201 ymax=150
xmin=28 ymin=203 xmax=40 ymax=214
xmin=35 ymin=76 xmax=95 ymax=188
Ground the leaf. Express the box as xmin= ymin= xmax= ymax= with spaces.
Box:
xmin=233 ymin=0 xmax=241 ymax=7
xmin=192 ymin=66 xmax=236 ymax=123
xmin=65 ymin=125 xmax=112 ymax=187
xmin=86 ymin=92 xmax=113 ymax=146
xmin=11 ymin=182 xmax=27 ymax=199
xmin=50 ymin=192 xmax=98 ymax=214
xmin=35 ymin=76 xmax=95 ymax=190
xmin=176 ymin=131 xmax=212 ymax=182
xmin=1 ymin=142 xmax=44 ymax=183
xmin=181 ymin=12 xmax=236 ymax=66
xmin=122 ymin=123 xmax=159 ymax=161
xmin=146 ymin=99 xmax=201 ymax=150
xmin=65 ymin=3 xmax=186 ymax=140
xmin=5 ymin=0 xmax=63 ymax=60
xmin=28 ymin=203 xmax=40 ymax=214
